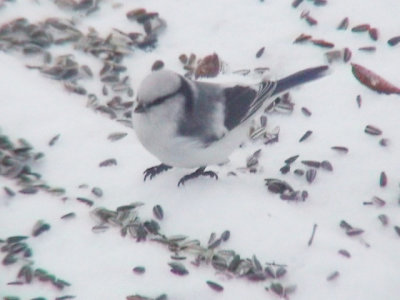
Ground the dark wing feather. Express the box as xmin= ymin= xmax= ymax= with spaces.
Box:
xmin=223 ymin=81 xmax=276 ymax=130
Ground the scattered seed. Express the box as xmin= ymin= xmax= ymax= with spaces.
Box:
xmin=301 ymin=160 xmax=320 ymax=168
xmin=352 ymin=24 xmax=370 ymax=32
xmin=343 ymin=47 xmax=352 ymax=63
xmin=299 ymin=130 xmax=312 ymax=142
xmin=312 ymin=39 xmax=334 ymax=48
xmin=338 ymin=249 xmax=351 ymax=258
xmin=153 ymin=205 xmax=164 ymax=220
xmin=339 ymin=220 xmax=353 ymax=230
xmin=55 ymin=296 xmax=76 ymax=300
xmin=285 ymin=155 xmax=299 ymax=165
xmin=308 ymin=223 xmax=318 ymax=246
xmin=7 ymin=236 xmax=28 ymax=244
xmin=337 ymin=17 xmax=349 ymax=30
xmin=133 ymin=266 xmax=146 ymax=274
xmin=221 ymin=230 xmax=230 ymax=241
xmin=292 ymin=0 xmax=303 ymax=8
xmin=394 ymin=226 xmax=400 ymax=237
xmin=306 ymin=168 xmax=317 ymax=183
xmin=305 ymin=15 xmax=318 ymax=26
xmin=152 ymin=60 xmax=164 ymax=71
xmin=327 ymin=271 xmax=340 ymax=281
xmin=365 ymin=125 xmax=382 ymax=136
xmin=346 ymin=228 xmax=364 ymax=236
xmin=387 ymin=36 xmax=400 ymax=46
xmin=61 ymin=212 xmax=76 ymax=220
xmin=371 ymin=196 xmax=386 ymax=207
xmin=379 ymin=171 xmax=387 ymax=187
xmin=4 ymin=186 xmax=15 ymax=197
xmin=293 ymin=33 xmax=312 ymax=43
xmin=378 ymin=214 xmax=389 ymax=226
xmin=204 ymin=280 xmax=223 ymax=292
xmin=168 ymin=262 xmax=188 ymax=276
xmin=19 ymin=186 xmax=38 ymax=194
xmin=331 ymin=146 xmax=348 ymax=154
xmin=379 ymin=138 xmax=389 ymax=147
xmin=321 ymin=160 xmax=333 ymax=171
xmin=294 ymin=169 xmax=304 ymax=176
xmin=48 ymin=134 xmax=60 ymax=146
xmin=358 ymin=46 xmax=376 ymax=52
xmin=270 ymin=282 xmax=284 ymax=296
xmin=368 ymin=28 xmax=379 ymax=41
xmin=99 ymin=158 xmax=117 ymax=167
xmin=256 ymin=46 xmax=265 ymax=58
xmin=32 ymin=220 xmax=51 ymax=237
xmin=76 ymin=197 xmax=94 ymax=206
xmin=108 ymin=132 xmax=128 ymax=142
xmin=280 ymin=165 xmax=290 ymax=174
xmin=301 ymin=107 xmax=312 ymax=116
xmin=92 ymin=225 xmax=109 ymax=233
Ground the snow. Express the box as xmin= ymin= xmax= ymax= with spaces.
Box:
xmin=1 ymin=0 xmax=400 ymax=299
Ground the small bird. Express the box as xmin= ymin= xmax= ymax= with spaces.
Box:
xmin=133 ymin=66 xmax=328 ymax=186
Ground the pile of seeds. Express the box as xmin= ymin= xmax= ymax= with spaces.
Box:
xmin=91 ymin=203 xmax=295 ymax=298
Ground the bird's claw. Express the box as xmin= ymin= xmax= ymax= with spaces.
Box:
xmin=143 ymin=164 xmax=172 ymax=181
xmin=177 ymin=167 xmax=218 ymax=187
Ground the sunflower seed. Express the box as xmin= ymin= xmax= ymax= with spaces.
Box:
xmin=293 ymin=33 xmax=312 ymax=43
xmin=388 ymin=36 xmax=400 ymax=46
xmin=365 ymin=125 xmax=382 ymax=136
xmin=299 ymin=130 xmax=312 ymax=142
xmin=294 ymin=169 xmax=304 ymax=176
xmin=76 ymin=197 xmax=93 ymax=206
xmin=337 ymin=17 xmax=349 ymax=30
xmin=61 ymin=212 xmax=76 ymax=220
xmin=339 ymin=220 xmax=353 ymax=230
xmin=7 ymin=281 xmax=23 ymax=286
xmin=301 ymin=107 xmax=312 ymax=116
xmin=3 ymin=253 xmax=17 ymax=265
xmin=32 ymin=220 xmax=50 ymax=237
xmin=331 ymin=146 xmax=348 ymax=154
xmin=276 ymin=267 xmax=287 ymax=278
xmin=152 ymin=60 xmax=164 ymax=71
xmin=99 ymin=158 xmax=117 ymax=167
xmin=343 ymin=47 xmax=352 ymax=62
xmin=379 ymin=171 xmax=387 ymax=187
xmin=378 ymin=214 xmax=388 ymax=226
xmin=256 ymin=46 xmax=265 ymax=58
xmin=379 ymin=138 xmax=389 ymax=147
xmin=352 ymin=24 xmax=370 ymax=32
xmin=270 ymin=282 xmax=284 ymax=296
xmin=19 ymin=186 xmax=38 ymax=194
xmin=321 ymin=160 xmax=333 ymax=171
xmin=153 ymin=204 xmax=164 ymax=220
xmin=292 ymin=0 xmax=303 ymax=8
xmin=358 ymin=46 xmax=376 ymax=52
xmin=133 ymin=266 xmax=146 ymax=274
xmin=107 ymin=132 xmax=128 ymax=142
xmin=327 ymin=271 xmax=340 ymax=281
xmin=301 ymin=160 xmax=320 ymax=168
xmin=285 ymin=155 xmax=299 ymax=165
xmin=168 ymin=262 xmax=188 ymax=276
xmin=338 ymin=249 xmax=351 ymax=258
xmin=346 ymin=228 xmax=364 ymax=236
xmin=221 ymin=230 xmax=230 ymax=241
xmin=206 ymin=280 xmax=224 ymax=292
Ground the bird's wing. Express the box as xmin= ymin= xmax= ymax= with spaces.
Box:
xmin=223 ymin=80 xmax=276 ymax=130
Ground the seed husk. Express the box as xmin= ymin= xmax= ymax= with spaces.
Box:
xmin=153 ymin=205 xmax=164 ymax=220
xmin=327 ymin=271 xmax=340 ymax=281
xmin=99 ymin=158 xmax=117 ymax=167
xmin=331 ymin=146 xmax=348 ymax=154
xmin=320 ymin=160 xmax=333 ymax=171
xmin=270 ymin=282 xmax=284 ymax=296
xmin=365 ymin=125 xmax=382 ymax=136
xmin=293 ymin=33 xmax=312 ymax=43
xmin=346 ymin=228 xmax=364 ymax=236
xmin=168 ymin=261 xmax=188 ymax=276
xmin=6 ymin=236 xmax=28 ymax=244
xmin=299 ymin=130 xmax=312 ymax=142
xmin=133 ymin=266 xmax=146 ymax=274
xmin=255 ymin=46 xmax=265 ymax=58
xmin=358 ymin=46 xmax=376 ymax=52
xmin=337 ymin=17 xmax=349 ymax=30
xmin=61 ymin=212 xmax=76 ymax=220
xmin=352 ymin=24 xmax=370 ymax=32
xmin=343 ymin=47 xmax=352 ymax=63
xmin=292 ymin=0 xmax=303 ymax=8
xmin=387 ymin=36 xmax=400 ymax=46
xmin=32 ymin=220 xmax=51 ymax=237
xmin=206 ymin=280 xmax=224 ymax=292
xmin=379 ymin=171 xmax=387 ymax=187
xmin=338 ymin=249 xmax=351 ymax=258
xmin=301 ymin=160 xmax=320 ymax=168
xmin=92 ymin=187 xmax=103 ymax=198
xmin=76 ymin=197 xmax=94 ymax=206
xmin=301 ymin=107 xmax=312 ymax=116
xmin=312 ymin=39 xmax=334 ymax=48
xmin=284 ymin=154 xmax=299 ymax=165
xmin=280 ymin=164 xmax=290 ymax=174
xmin=108 ymin=132 xmax=128 ymax=142
xmin=306 ymin=168 xmax=317 ymax=183
xmin=294 ymin=169 xmax=304 ymax=176
xmin=19 ymin=186 xmax=38 ymax=194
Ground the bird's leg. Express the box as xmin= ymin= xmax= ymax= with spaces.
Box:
xmin=177 ymin=167 xmax=218 ymax=187
xmin=143 ymin=163 xmax=173 ymax=181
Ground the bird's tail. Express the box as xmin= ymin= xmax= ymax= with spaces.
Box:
xmin=272 ymin=65 xmax=329 ymax=96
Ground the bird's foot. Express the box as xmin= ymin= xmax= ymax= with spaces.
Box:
xmin=177 ymin=167 xmax=218 ymax=187
xmin=143 ymin=163 xmax=173 ymax=181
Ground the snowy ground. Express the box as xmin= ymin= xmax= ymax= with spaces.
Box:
xmin=1 ymin=0 xmax=400 ymax=299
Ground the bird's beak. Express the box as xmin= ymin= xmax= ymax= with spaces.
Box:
xmin=134 ymin=103 xmax=146 ymax=113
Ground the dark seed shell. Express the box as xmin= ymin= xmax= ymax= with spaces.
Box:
xmin=206 ymin=280 xmax=224 ymax=292
xmin=270 ymin=282 xmax=284 ymax=296
xmin=368 ymin=28 xmax=379 ymax=41
xmin=321 ymin=160 xmax=333 ymax=171
xmin=337 ymin=17 xmax=349 ymax=30
xmin=394 ymin=226 xmax=400 ymax=237
xmin=152 ymin=60 xmax=164 ymax=71
xmin=99 ymin=158 xmax=117 ymax=167
xmin=76 ymin=197 xmax=94 ymax=206
xmin=379 ymin=171 xmax=387 ymax=187
xmin=153 ymin=205 xmax=164 ymax=220
xmin=372 ymin=196 xmax=386 ymax=207
xmin=108 ymin=132 xmax=128 ymax=142
xmin=91 ymin=187 xmax=103 ymax=198
xmin=378 ymin=214 xmax=389 ymax=226
xmin=331 ymin=146 xmax=349 ymax=154
xmin=346 ymin=228 xmax=364 ymax=236
xmin=280 ymin=165 xmax=290 ymax=174
xmin=221 ymin=230 xmax=230 ymax=241
xmin=276 ymin=267 xmax=287 ymax=278
xmin=292 ymin=0 xmax=303 ymax=8
xmin=327 ymin=271 xmax=340 ymax=281
xmin=301 ymin=160 xmax=321 ymax=168
xmin=49 ymin=134 xmax=60 ymax=146
xmin=338 ymin=249 xmax=351 ymax=258
xmin=32 ymin=221 xmax=51 ymax=237
xmin=19 ymin=186 xmax=38 ymax=194
xmin=169 ymin=262 xmax=188 ymax=276
xmin=352 ymin=24 xmax=370 ymax=32
xmin=306 ymin=168 xmax=317 ymax=183
xmin=340 ymin=220 xmax=353 ymax=230
xmin=256 ymin=47 xmax=265 ymax=58
xmin=312 ymin=39 xmax=334 ymax=48
xmin=358 ymin=46 xmax=376 ymax=52
xmin=299 ymin=130 xmax=312 ymax=142
xmin=365 ymin=125 xmax=382 ymax=136
xmin=294 ymin=169 xmax=304 ymax=176
xmin=4 ymin=186 xmax=15 ymax=197
xmin=343 ymin=47 xmax=352 ymax=63
xmin=293 ymin=33 xmax=312 ymax=43
xmin=387 ymin=36 xmax=400 ymax=46
xmin=301 ymin=107 xmax=312 ymax=116
xmin=133 ymin=266 xmax=146 ymax=274
xmin=285 ymin=155 xmax=299 ymax=165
